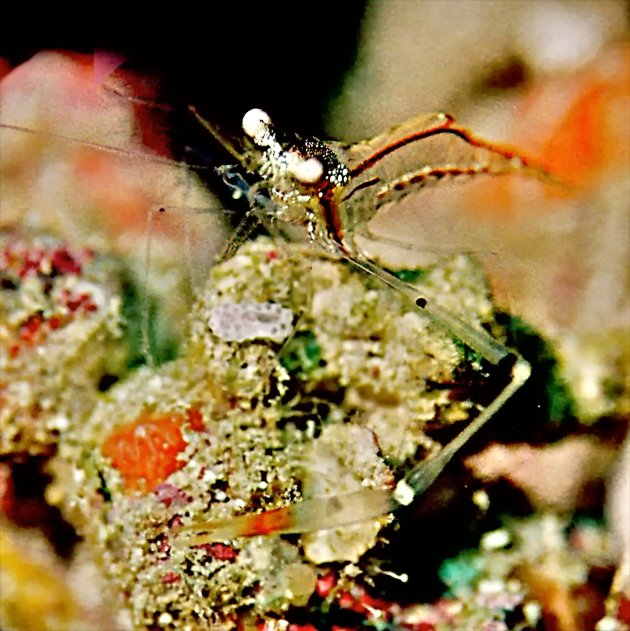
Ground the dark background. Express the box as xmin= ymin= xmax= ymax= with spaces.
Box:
xmin=0 ymin=3 xmax=368 ymax=138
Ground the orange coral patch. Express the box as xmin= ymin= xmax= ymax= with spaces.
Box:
xmin=101 ymin=412 xmax=191 ymax=493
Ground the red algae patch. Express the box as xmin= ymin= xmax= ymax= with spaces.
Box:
xmin=101 ymin=413 xmax=192 ymax=493
xmin=0 ymin=229 xmax=127 ymax=458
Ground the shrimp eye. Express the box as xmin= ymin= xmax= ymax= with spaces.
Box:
xmin=242 ymin=108 xmax=273 ymax=146
xmin=289 ymin=156 xmax=324 ymax=184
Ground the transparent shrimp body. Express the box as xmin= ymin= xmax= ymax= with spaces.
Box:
xmin=179 ymin=107 xmax=542 ymax=545
xmin=1 ymin=79 xmax=536 ymax=538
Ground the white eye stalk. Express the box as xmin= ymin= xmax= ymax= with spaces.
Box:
xmin=242 ymin=108 xmax=324 ymax=185
xmin=242 ymin=108 xmax=273 ymax=146
xmin=288 ymin=156 xmax=324 ymax=184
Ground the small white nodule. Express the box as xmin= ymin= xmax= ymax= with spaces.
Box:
xmin=242 ymin=108 xmax=272 ymax=142
xmin=209 ymin=301 xmax=293 ymax=343
xmin=393 ymin=479 xmax=415 ymax=506
xmin=289 ymin=156 xmax=324 ymax=184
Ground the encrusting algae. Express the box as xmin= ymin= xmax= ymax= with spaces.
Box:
xmin=48 ymin=236 xmax=503 ymax=629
